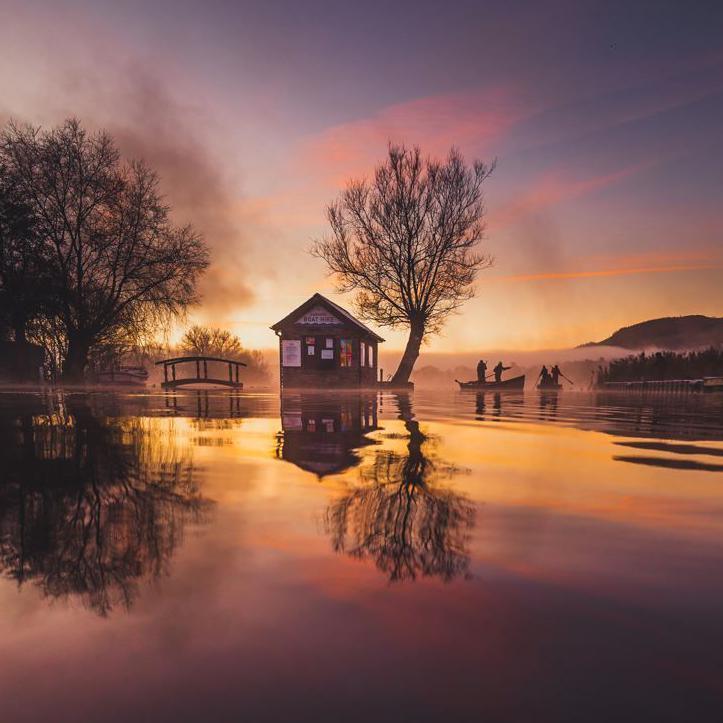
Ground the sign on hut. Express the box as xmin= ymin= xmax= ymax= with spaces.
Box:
xmin=271 ymin=293 xmax=384 ymax=389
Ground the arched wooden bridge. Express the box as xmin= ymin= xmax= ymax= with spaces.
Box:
xmin=155 ymin=356 xmax=246 ymax=389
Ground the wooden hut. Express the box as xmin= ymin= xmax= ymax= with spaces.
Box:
xmin=271 ymin=293 xmax=384 ymax=389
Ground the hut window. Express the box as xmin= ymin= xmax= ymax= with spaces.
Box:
xmin=340 ymin=339 xmax=353 ymax=367
xmin=360 ymin=341 xmax=366 ymax=367
xmin=368 ymin=345 xmax=374 ymax=367
xmin=325 ymin=338 xmax=334 ymax=348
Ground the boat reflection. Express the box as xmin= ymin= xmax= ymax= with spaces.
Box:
xmin=276 ymin=393 xmax=379 ymax=477
xmin=475 ymin=391 xmax=524 ymax=421
xmin=325 ymin=394 xmax=475 ymax=583
xmin=0 ymin=395 xmax=211 ymax=616
xmin=538 ymin=390 xmax=560 ymax=420
xmin=466 ymin=389 xmax=723 ymax=442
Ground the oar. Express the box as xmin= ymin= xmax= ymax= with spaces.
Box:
xmin=561 ymin=372 xmax=575 ymax=387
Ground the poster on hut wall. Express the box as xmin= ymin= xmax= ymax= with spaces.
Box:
xmin=297 ymin=306 xmax=341 ymax=325
xmin=281 ymin=340 xmax=301 ymax=367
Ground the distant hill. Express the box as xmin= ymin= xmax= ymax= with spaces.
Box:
xmin=580 ymin=315 xmax=723 ymax=351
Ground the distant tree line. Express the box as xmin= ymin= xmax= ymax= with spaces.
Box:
xmin=0 ymin=118 xmax=209 ymax=381
xmin=597 ymin=348 xmax=723 ymax=384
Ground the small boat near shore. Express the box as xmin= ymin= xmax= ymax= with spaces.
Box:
xmin=456 ymin=374 xmax=525 ymax=391
xmin=95 ymin=366 xmax=149 ymax=386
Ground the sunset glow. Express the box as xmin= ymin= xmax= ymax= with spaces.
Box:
xmin=2 ymin=1 xmax=721 ymax=353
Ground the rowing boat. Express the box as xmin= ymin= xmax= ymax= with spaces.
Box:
xmin=456 ymin=374 xmax=525 ymax=391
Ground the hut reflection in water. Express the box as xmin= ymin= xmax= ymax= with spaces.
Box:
xmin=276 ymin=392 xmax=379 ymax=477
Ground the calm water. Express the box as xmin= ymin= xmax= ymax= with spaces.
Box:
xmin=1 ymin=389 xmax=723 ymax=722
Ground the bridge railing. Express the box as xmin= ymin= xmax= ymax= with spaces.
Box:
xmin=155 ymin=356 xmax=247 ymax=389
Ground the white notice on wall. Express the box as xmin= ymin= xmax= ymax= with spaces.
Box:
xmin=281 ymin=340 xmax=301 ymax=367
xmin=321 ymin=349 xmax=334 ymax=359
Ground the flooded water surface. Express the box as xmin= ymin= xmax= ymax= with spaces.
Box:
xmin=1 ymin=389 xmax=723 ymax=722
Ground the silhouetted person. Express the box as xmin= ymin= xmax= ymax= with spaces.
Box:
xmin=551 ymin=364 xmax=561 ymax=385
xmin=493 ymin=361 xmax=511 ymax=383
xmin=538 ymin=365 xmax=551 ymax=386
xmin=477 ymin=359 xmax=488 ymax=383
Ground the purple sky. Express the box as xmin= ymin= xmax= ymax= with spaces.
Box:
xmin=1 ymin=0 xmax=722 ymax=350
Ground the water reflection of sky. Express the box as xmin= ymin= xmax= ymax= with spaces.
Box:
xmin=1 ymin=390 xmax=722 ymax=722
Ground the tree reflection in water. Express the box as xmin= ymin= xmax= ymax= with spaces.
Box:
xmin=0 ymin=397 xmax=211 ymax=615
xmin=325 ymin=394 xmax=475 ymax=583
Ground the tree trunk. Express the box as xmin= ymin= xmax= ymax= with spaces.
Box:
xmin=63 ymin=334 xmax=91 ymax=383
xmin=12 ymin=312 xmax=27 ymax=345
xmin=391 ymin=319 xmax=425 ymax=385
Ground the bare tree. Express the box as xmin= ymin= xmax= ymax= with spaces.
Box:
xmin=313 ymin=145 xmax=494 ymax=384
xmin=0 ymin=119 xmax=209 ymax=381
xmin=180 ymin=325 xmax=244 ymax=357
xmin=180 ymin=324 xmax=270 ymax=382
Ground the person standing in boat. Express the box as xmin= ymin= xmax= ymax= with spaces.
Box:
xmin=477 ymin=359 xmax=488 ymax=383
xmin=550 ymin=364 xmax=561 ymax=385
xmin=493 ymin=361 xmax=511 ymax=383
xmin=538 ymin=365 xmax=551 ymax=386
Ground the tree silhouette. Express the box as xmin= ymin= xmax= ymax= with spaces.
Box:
xmin=1 ymin=119 xmax=209 ymax=380
xmin=325 ymin=394 xmax=475 ymax=582
xmin=180 ymin=324 xmax=270 ymax=382
xmin=313 ymin=145 xmax=494 ymax=383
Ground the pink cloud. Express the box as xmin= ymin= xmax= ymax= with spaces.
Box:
xmin=495 ymin=263 xmax=720 ymax=283
xmin=296 ymin=87 xmax=534 ymax=186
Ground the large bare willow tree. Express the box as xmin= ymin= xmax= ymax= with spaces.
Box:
xmin=313 ymin=145 xmax=494 ymax=384
xmin=1 ymin=119 xmax=209 ymax=381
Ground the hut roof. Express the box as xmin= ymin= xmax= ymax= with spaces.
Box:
xmin=270 ymin=293 xmax=385 ymax=342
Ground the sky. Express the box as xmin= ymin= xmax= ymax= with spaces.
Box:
xmin=1 ymin=0 xmax=722 ymax=353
